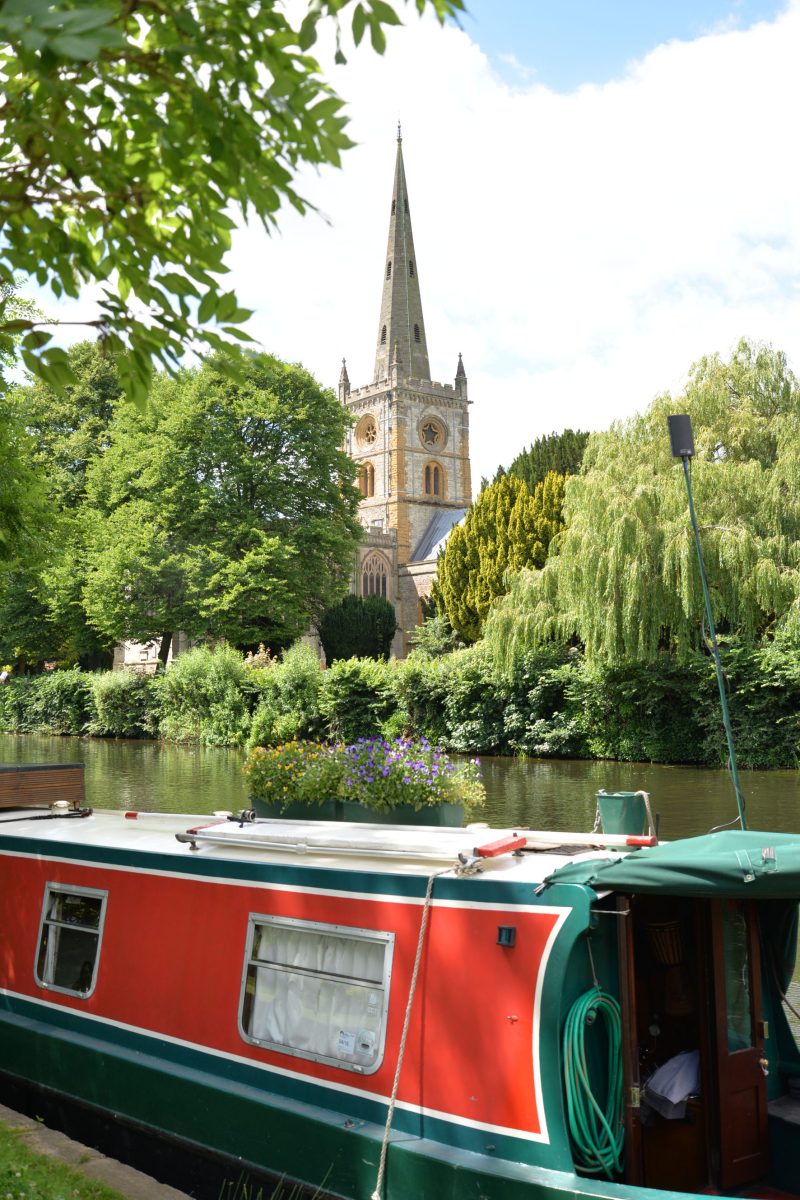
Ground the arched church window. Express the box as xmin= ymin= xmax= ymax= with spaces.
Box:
xmin=409 ymin=260 xmax=415 ymax=277
xmin=358 ymin=462 xmax=375 ymax=498
xmin=380 ymin=325 xmax=387 ymax=345
xmin=386 ymin=261 xmax=392 ymax=279
xmin=424 ymin=462 xmax=444 ymax=498
xmin=362 ymin=553 xmax=388 ymax=599
xmin=414 ymin=324 xmax=420 ymax=343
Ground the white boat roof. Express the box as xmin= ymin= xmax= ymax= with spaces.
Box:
xmin=0 ymin=808 xmax=633 ymax=883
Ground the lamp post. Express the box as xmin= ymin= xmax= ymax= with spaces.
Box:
xmin=667 ymin=414 xmax=747 ymax=830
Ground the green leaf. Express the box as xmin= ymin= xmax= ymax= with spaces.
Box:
xmin=369 ymin=1 xmax=403 ymax=27
xmin=369 ymin=18 xmax=387 ymax=53
xmin=56 ymin=8 xmax=121 ymax=34
xmin=221 ymin=326 xmax=258 ymax=342
xmin=21 ymin=330 xmax=52 ymax=350
xmin=160 ymin=272 xmax=199 ymax=298
xmin=298 ymin=13 xmax=318 ymax=50
xmin=215 ymin=292 xmax=238 ymax=322
xmin=1 ymin=319 xmax=34 ymax=333
xmin=197 ymin=291 xmax=218 ymax=324
xmin=352 ymin=3 xmax=367 ymax=46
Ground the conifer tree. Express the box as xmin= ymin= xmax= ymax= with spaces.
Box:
xmin=436 ymin=472 xmax=565 ymax=642
xmin=506 ymin=429 xmax=589 ymax=491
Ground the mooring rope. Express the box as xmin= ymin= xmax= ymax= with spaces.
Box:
xmin=370 ymin=867 xmax=450 ymax=1200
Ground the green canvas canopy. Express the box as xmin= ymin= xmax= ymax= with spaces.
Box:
xmin=544 ymin=830 xmax=800 ymax=900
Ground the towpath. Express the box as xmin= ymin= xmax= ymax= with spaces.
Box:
xmin=0 ymin=1103 xmax=191 ymax=1200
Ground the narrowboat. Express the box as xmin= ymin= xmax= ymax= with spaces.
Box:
xmin=1 ymin=763 xmax=799 ymax=1200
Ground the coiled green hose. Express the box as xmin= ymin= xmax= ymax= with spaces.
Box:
xmin=562 ymin=986 xmax=624 ymax=1179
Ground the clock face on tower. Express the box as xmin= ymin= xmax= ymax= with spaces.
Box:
xmin=419 ymin=418 xmax=445 ymax=449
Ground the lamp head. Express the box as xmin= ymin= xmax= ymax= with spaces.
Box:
xmin=667 ymin=414 xmax=695 ymax=459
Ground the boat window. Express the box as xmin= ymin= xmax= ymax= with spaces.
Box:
xmin=35 ymin=884 xmax=108 ymax=998
xmin=239 ymin=915 xmax=394 ymax=1074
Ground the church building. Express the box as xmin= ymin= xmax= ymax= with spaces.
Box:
xmin=339 ymin=130 xmax=472 ymax=656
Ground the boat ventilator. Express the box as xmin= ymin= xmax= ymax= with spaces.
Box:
xmin=562 ymin=943 xmax=624 ymax=1180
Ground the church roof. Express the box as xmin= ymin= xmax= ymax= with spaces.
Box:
xmin=411 ymin=508 xmax=468 ymax=563
xmin=373 ymin=127 xmax=431 ymax=383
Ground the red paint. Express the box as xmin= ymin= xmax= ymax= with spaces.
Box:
xmin=626 ymin=835 xmax=658 ymax=847
xmin=0 ymin=853 xmax=561 ymax=1138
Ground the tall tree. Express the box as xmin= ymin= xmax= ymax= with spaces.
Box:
xmin=82 ymin=353 xmax=361 ymax=661
xmin=436 ymin=472 xmax=565 ymax=642
xmin=506 ymin=428 xmax=589 ymax=492
xmin=486 ymin=339 xmax=800 ymax=670
xmin=0 ymin=0 xmax=463 ymax=401
xmin=0 ymin=342 xmax=124 ymax=666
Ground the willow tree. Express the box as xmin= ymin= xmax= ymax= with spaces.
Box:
xmin=485 ymin=339 xmax=800 ymax=669
xmin=436 ymin=471 xmax=565 ymax=642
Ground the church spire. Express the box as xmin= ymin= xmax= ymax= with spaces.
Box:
xmin=373 ymin=130 xmax=431 ymax=383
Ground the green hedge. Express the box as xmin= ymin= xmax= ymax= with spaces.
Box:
xmin=1 ymin=639 xmax=799 ymax=768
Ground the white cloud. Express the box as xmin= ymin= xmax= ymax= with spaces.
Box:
xmin=34 ymin=3 xmax=800 ymax=490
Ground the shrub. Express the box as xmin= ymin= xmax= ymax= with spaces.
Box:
xmin=394 ymin=653 xmax=451 ymax=745
xmin=158 ymin=644 xmax=255 ymax=746
xmin=500 ymin=648 xmax=588 ymax=758
xmin=0 ymin=669 xmax=91 ymax=734
xmin=86 ymin=670 xmax=161 ymax=738
xmin=318 ymin=594 xmax=397 ymax=662
xmin=246 ymin=643 xmax=325 ymax=748
xmin=320 ymin=657 xmax=399 ymax=742
xmin=439 ymin=645 xmax=506 ymax=754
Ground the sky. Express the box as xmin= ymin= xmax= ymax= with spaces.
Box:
xmin=36 ymin=0 xmax=800 ymax=490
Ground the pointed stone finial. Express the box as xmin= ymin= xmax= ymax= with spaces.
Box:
xmin=455 ymin=351 xmax=468 ymax=399
xmin=397 ymin=120 xmax=402 ymax=143
xmin=338 ymin=356 xmax=350 ymax=400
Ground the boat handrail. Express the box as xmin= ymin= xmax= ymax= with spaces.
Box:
xmin=174 ymin=823 xmax=656 ymax=863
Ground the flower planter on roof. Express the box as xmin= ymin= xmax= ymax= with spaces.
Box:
xmin=250 ymin=795 xmax=463 ymax=826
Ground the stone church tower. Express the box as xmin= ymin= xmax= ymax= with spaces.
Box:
xmin=340 ymin=129 xmax=472 ymax=656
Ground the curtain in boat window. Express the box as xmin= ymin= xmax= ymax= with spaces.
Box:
xmin=246 ymin=923 xmax=390 ymax=1070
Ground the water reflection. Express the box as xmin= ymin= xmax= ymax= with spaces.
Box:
xmin=1 ymin=734 xmax=799 ymax=838
xmin=0 ymin=734 xmax=249 ymax=815
xmin=478 ymin=756 xmax=800 ymax=838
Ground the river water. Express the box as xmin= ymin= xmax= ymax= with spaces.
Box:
xmin=2 ymin=733 xmax=799 ymax=839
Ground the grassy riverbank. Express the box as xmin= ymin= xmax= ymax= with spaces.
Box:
xmin=2 ymin=639 xmax=800 ymax=769
xmin=0 ymin=1118 xmax=128 ymax=1200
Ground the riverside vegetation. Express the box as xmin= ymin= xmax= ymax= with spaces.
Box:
xmin=3 ymin=638 xmax=800 ymax=770
xmin=4 ymin=341 xmax=800 ymax=771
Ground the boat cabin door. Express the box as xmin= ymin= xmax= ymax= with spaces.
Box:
xmin=618 ymin=894 xmax=769 ymax=1194
xmin=710 ymin=899 xmax=769 ymax=1190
